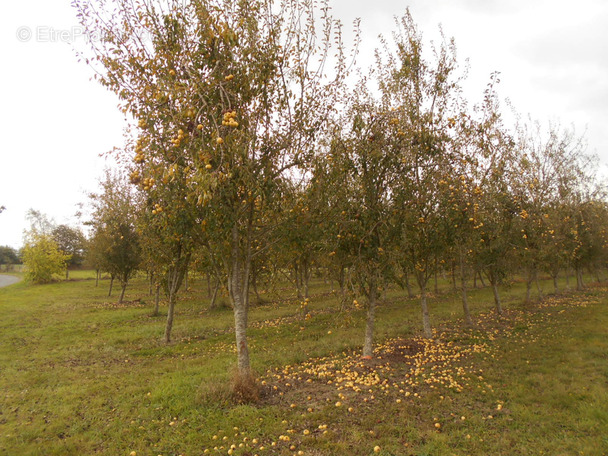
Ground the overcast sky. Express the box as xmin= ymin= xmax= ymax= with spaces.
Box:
xmin=1 ymin=0 xmax=607 ymax=249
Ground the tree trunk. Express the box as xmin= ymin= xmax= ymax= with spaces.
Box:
xmin=419 ymin=281 xmax=432 ymax=339
xmin=525 ymin=271 xmax=533 ymax=304
xmin=149 ymin=273 xmax=154 ymax=296
xmin=434 ymin=257 xmax=438 ymax=294
xmin=163 ymin=249 xmax=191 ymax=343
xmin=210 ymin=277 xmax=220 ymax=309
xmin=404 ymin=268 xmax=414 ymax=298
xmin=478 ymin=269 xmax=486 ymax=287
xmin=303 ymin=259 xmax=310 ymax=299
xmin=229 ymin=224 xmax=252 ymax=376
xmin=108 ymin=275 xmax=114 ymax=297
xmin=451 ymin=262 xmax=457 ymax=291
xmin=552 ymin=273 xmax=559 ymax=293
xmin=576 ymin=266 xmax=584 ymax=290
xmin=293 ymin=261 xmax=303 ymax=300
xmin=118 ymin=282 xmax=127 ymax=304
xmin=65 ymin=268 xmax=69 ymax=280
xmin=459 ymin=248 xmax=473 ymax=326
xmin=184 ymin=270 xmax=189 ymax=290
xmin=164 ymin=290 xmax=176 ymax=343
xmin=153 ymin=284 xmax=160 ymax=316
xmin=95 ymin=269 xmax=99 ymax=287
xmin=491 ymin=280 xmax=503 ymax=315
xmin=362 ymin=279 xmax=377 ymax=358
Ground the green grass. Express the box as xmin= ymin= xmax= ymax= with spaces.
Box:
xmin=0 ymin=272 xmax=607 ymax=455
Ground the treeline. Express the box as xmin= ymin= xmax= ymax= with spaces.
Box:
xmin=68 ymin=0 xmax=607 ymax=380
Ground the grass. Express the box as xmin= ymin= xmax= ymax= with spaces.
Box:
xmin=0 ymin=271 xmax=607 ymax=455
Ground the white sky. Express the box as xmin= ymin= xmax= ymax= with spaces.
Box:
xmin=1 ymin=0 xmax=607 ymax=249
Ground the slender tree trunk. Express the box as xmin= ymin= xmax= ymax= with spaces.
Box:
xmin=576 ymin=266 xmax=584 ymax=290
xmin=404 ymin=269 xmax=414 ymax=298
xmin=535 ymin=270 xmax=544 ymax=299
xmin=95 ymin=269 xmax=99 ymax=287
xmin=419 ymin=279 xmax=432 ymax=339
xmin=525 ymin=270 xmax=533 ymax=304
xmin=303 ymin=259 xmax=310 ymax=299
xmin=210 ymin=277 xmax=220 ymax=308
xmin=433 ymin=257 xmax=438 ymax=294
xmin=491 ymin=281 xmax=503 ymax=315
xmin=149 ymin=272 xmax=154 ymax=296
xmin=163 ymin=249 xmax=191 ymax=344
xmin=552 ymin=273 xmax=559 ymax=293
xmin=362 ymin=279 xmax=377 ymax=358
xmin=184 ymin=270 xmax=189 ymax=290
xmin=229 ymin=224 xmax=252 ymax=376
xmin=478 ymin=269 xmax=486 ymax=287
xmin=293 ymin=261 xmax=302 ymax=300
xmin=164 ymin=290 xmax=176 ymax=343
xmin=207 ymin=273 xmax=212 ymax=298
xmin=118 ymin=282 xmax=127 ymax=304
xmin=451 ymin=262 xmax=457 ymax=291
xmin=153 ymin=284 xmax=160 ymax=316
xmin=65 ymin=268 xmax=69 ymax=280
xmin=459 ymin=248 xmax=473 ymax=326
xmin=108 ymin=275 xmax=114 ymax=297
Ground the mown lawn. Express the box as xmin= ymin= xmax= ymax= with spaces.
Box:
xmin=0 ymin=272 xmax=607 ymax=455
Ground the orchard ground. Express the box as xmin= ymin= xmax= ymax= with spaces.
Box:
xmin=0 ymin=271 xmax=607 ymax=455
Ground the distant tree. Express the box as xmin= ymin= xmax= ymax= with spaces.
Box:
xmin=88 ymin=170 xmax=141 ymax=303
xmin=22 ymin=233 xmax=70 ymax=284
xmin=52 ymin=225 xmax=87 ymax=279
xmin=0 ymin=246 xmax=20 ymax=272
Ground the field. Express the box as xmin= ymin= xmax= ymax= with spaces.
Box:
xmin=0 ymin=272 xmax=607 ymax=455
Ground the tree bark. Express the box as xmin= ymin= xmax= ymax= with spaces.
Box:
xmin=163 ymin=249 xmax=191 ymax=343
xmin=293 ymin=261 xmax=303 ymax=300
xmin=576 ymin=266 xmax=584 ymax=290
xmin=419 ymin=281 xmax=432 ymax=339
xmin=534 ymin=271 xmax=543 ymax=299
xmin=303 ymin=258 xmax=310 ymax=299
xmin=118 ymin=282 xmax=127 ymax=304
xmin=552 ymin=273 xmax=559 ymax=293
xmin=153 ymin=284 xmax=160 ymax=316
xmin=229 ymin=224 xmax=252 ymax=376
xmin=404 ymin=268 xmax=414 ymax=298
xmin=164 ymin=291 xmax=176 ymax=343
xmin=210 ymin=277 xmax=220 ymax=309
xmin=525 ymin=279 xmax=532 ymax=303
xmin=478 ymin=269 xmax=486 ymax=287
xmin=491 ymin=280 xmax=503 ymax=315
xmin=108 ymin=275 xmax=114 ymax=297
xmin=459 ymin=248 xmax=473 ymax=326
xmin=362 ymin=279 xmax=377 ymax=358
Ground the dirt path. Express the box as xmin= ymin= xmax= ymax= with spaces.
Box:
xmin=0 ymin=275 xmax=20 ymax=288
